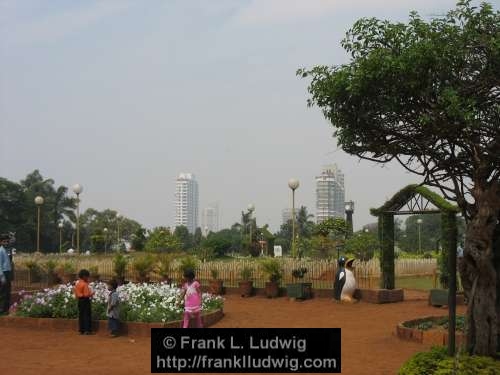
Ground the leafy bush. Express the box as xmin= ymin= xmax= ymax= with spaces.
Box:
xmin=113 ymin=253 xmax=129 ymax=279
xmin=178 ymin=255 xmax=199 ymax=274
xmin=292 ymin=267 xmax=308 ymax=279
xmin=240 ymin=266 xmax=253 ymax=281
xmin=156 ymin=254 xmax=172 ymax=278
xmin=57 ymin=261 xmax=76 ymax=275
xmin=88 ymin=265 xmax=99 ymax=277
xmin=260 ymin=259 xmax=283 ymax=283
xmin=399 ymin=346 xmax=500 ymax=375
xmin=210 ymin=268 xmax=219 ymax=280
xmin=132 ymin=254 xmax=155 ymax=279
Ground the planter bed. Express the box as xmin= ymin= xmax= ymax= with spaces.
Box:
xmin=396 ymin=315 xmax=465 ymax=346
xmin=356 ymin=288 xmax=404 ymax=303
xmin=0 ymin=308 xmax=224 ymax=337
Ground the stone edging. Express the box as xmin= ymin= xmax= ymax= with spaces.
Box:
xmin=396 ymin=315 xmax=465 ymax=346
xmin=0 ymin=309 xmax=224 ymax=337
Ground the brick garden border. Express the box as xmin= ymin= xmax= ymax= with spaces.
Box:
xmin=0 ymin=309 xmax=224 ymax=337
xmin=396 ymin=316 xmax=465 ymax=346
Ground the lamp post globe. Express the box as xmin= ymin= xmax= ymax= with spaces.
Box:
xmin=34 ymin=196 xmax=44 ymax=253
xmin=247 ymin=204 xmax=255 ymax=213
xmin=72 ymin=184 xmax=83 ymax=195
xmin=288 ymin=178 xmax=300 ymax=191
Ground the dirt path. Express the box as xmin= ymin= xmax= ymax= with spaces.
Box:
xmin=1 ymin=291 xmax=464 ymax=375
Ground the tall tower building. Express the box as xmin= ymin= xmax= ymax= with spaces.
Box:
xmin=202 ymin=204 xmax=219 ymax=234
xmin=315 ymin=164 xmax=345 ymax=223
xmin=174 ymin=173 xmax=199 ymax=233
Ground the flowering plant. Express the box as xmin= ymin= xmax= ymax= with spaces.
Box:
xmin=14 ymin=282 xmax=224 ymax=323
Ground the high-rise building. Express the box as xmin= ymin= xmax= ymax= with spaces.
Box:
xmin=174 ymin=173 xmax=199 ymax=233
xmin=281 ymin=208 xmax=296 ymax=225
xmin=315 ymin=164 xmax=345 ymax=223
xmin=202 ymin=205 xmax=219 ymax=234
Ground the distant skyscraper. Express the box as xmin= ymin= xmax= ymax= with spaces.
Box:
xmin=315 ymin=164 xmax=345 ymax=223
xmin=202 ymin=205 xmax=219 ymax=234
xmin=174 ymin=173 xmax=199 ymax=233
xmin=281 ymin=208 xmax=295 ymax=225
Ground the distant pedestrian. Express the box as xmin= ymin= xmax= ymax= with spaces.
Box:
xmin=107 ymin=279 xmax=120 ymax=337
xmin=0 ymin=233 xmax=13 ymax=315
xmin=74 ymin=269 xmax=94 ymax=334
xmin=180 ymin=269 xmax=203 ymax=328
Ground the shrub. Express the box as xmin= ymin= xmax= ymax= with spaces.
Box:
xmin=43 ymin=259 xmax=58 ymax=274
xmin=156 ymin=254 xmax=172 ymax=278
xmin=240 ymin=266 xmax=253 ymax=281
xmin=292 ymin=267 xmax=308 ymax=279
xmin=399 ymin=347 xmax=500 ymax=375
xmin=113 ymin=253 xmax=129 ymax=279
xmin=132 ymin=254 xmax=155 ymax=279
xmin=57 ymin=261 xmax=76 ymax=275
xmin=210 ymin=268 xmax=219 ymax=280
xmin=178 ymin=255 xmax=199 ymax=274
xmin=89 ymin=265 xmax=99 ymax=276
xmin=260 ymin=259 xmax=283 ymax=283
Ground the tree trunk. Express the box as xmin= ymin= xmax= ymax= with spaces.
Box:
xmin=459 ymin=190 xmax=499 ymax=356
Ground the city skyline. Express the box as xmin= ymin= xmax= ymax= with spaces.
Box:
xmin=2 ymin=1 xmax=494 ymax=232
xmin=174 ymin=173 xmax=199 ymax=234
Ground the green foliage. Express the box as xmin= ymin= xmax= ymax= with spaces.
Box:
xmin=132 ymin=254 xmax=155 ymax=279
xmin=57 ymin=261 xmax=76 ymax=275
xmin=240 ymin=266 xmax=253 ymax=281
xmin=202 ymin=229 xmax=234 ymax=257
xmin=210 ymin=268 xmax=219 ymax=280
xmin=379 ymin=213 xmax=395 ymax=289
xmin=292 ymin=267 xmax=307 ymax=279
xmin=131 ymin=227 xmax=147 ymax=251
xmin=398 ymin=346 xmax=448 ymax=375
xmin=43 ymin=259 xmax=58 ymax=273
xmin=113 ymin=253 xmax=129 ymax=279
xmin=174 ymin=225 xmax=193 ymax=250
xmin=314 ymin=217 xmax=347 ymax=238
xmin=88 ymin=265 xmax=99 ymax=276
xmin=178 ymin=256 xmax=199 ymax=274
xmin=156 ymin=254 xmax=172 ymax=277
xmin=260 ymin=259 xmax=283 ymax=283
xmin=399 ymin=346 xmax=500 ymax=375
xmin=344 ymin=231 xmax=379 ymax=261
xmin=195 ymin=247 xmax=216 ymax=261
xmin=144 ymin=227 xmax=181 ymax=253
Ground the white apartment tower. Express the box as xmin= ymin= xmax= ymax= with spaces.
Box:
xmin=202 ymin=205 xmax=219 ymax=234
xmin=315 ymin=164 xmax=345 ymax=223
xmin=174 ymin=173 xmax=199 ymax=233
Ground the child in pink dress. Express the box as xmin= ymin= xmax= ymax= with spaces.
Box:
xmin=181 ymin=269 xmax=203 ymax=328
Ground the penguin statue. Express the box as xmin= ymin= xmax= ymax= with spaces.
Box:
xmin=333 ymin=257 xmax=357 ymax=302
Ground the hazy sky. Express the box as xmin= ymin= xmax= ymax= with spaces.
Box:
xmin=2 ymin=0 xmax=498 ymax=232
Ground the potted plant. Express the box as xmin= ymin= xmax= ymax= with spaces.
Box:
xmin=113 ymin=253 xmax=129 ymax=285
xmin=209 ymin=268 xmax=224 ymax=295
xmin=88 ymin=265 xmax=100 ymax=282
xmin=132 ymin=254 xmax=154 ymax=283
xmin=57 ymin=261 xmax=76 ymax=284
xmin=260 ymin=259 xmax=283 ymax=298
xmin=286 ymin=267 xmax=312 ymax=300
xmin=238 ymin=266 xmax=254 ymax=297
xmin=44 ymin=259 xmax=59 ymax=285
xmin=156 ymin=254 xmax=172 ymax=284
xmin=25 ymin=259 xmax=42 ymax=283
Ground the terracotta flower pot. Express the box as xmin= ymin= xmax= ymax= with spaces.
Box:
xmin=209 ymin=279 xmax=224 ymax=295
xmin=265 ymin=281 xmax=279 ymax=298
xmin=238 ymin=281 xmax=253 ymax=297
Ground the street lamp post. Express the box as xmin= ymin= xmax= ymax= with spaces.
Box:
xmin=417 ymin=218 xmax=423 ymax=253
xmin=345 ymin=201 xmax=354 ymax=238
xmin=72 ymin=184 xmax=83 ymax=253
xmin=116 ymin=214 xmax=121 ymax=251
xmin=247 ymin=204 xmax=255 ymax=248
xmin=103 ymin=227 xmax=108 ymax=254
xmin=34 ymin=196 xmax=44 ymax=254
xmin=58 ymin=222 xmax=63 ymax=254
xmin=288 ymin=179 xmax=300 ymax=258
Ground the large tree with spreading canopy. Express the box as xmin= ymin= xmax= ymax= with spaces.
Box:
xmin=299 ymin=1 xmax=500 ymax=356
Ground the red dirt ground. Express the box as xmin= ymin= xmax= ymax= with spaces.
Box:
xmin=1 ymin=290 xmax=465 ymax=375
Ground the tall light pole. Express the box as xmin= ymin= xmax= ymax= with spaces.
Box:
xmin=34 ymin=196 xmax=44 ymax=254
xmin=417 ymin=218 xmax=423 ymax=253
xmin=72 ymin=184 xmax=83 ymax=253
xmin=288 ymin=178 xmax=300 ymax=258
xmin=247 ymin=204 xmax=255 ymax=247
xmin=58 ymin=222 xmax=63 ymax=254
xmin=116 ymin=213 xmax=121 ymax=251
xmin=103 ymin=227 xmax=108 ymax=254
